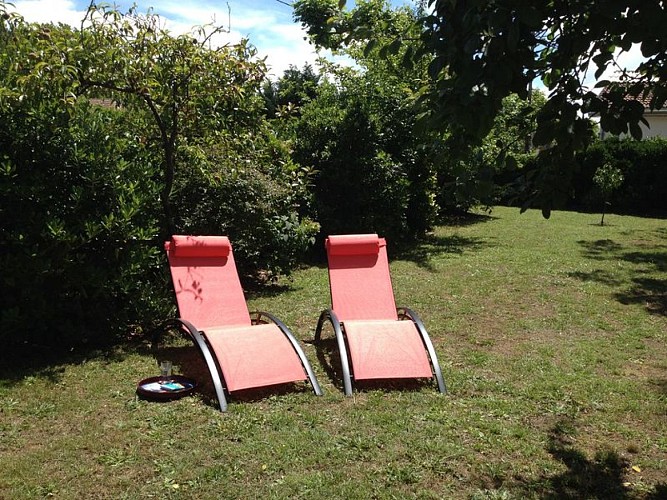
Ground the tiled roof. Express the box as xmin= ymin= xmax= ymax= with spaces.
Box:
xmin=599 ymin=85 xmax=663 ymax=110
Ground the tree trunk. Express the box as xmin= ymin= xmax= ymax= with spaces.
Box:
xmin=161 ymin=143 xmax=176 ymax=237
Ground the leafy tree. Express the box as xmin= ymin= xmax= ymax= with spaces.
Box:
xmin=439 ymin=90 xmax=549 ymax=212
xmin=593 ymin=163 xmax=624 ymax=226
xmin=262 ymin=64 xmax=321 ymax=117
xmin=77 ymin=4 xmax=269 ymax=236
xmin=295 ymin=0 xmax=667 ymax=216
xmin=287 ymin=63 xmax=438 ymax=238
xmin=293 ymin=1 xmax=441 ymax=235
xmin=294 ymin=0 xmax=548 ymax=216
xmin=0 ymin=2 xmax=317 ymax=350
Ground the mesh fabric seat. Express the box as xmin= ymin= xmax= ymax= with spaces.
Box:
xmin=315 ymin=234 xmax=446 ymax=395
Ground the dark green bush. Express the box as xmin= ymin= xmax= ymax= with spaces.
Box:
xmin=573 ymin=137 xmax=667 ymax=214
xmin=498 ymin=138 xmax=667 ymax=216
xmin=292 ymin=75 xmax=437 ymax=241
xmin=0 ymin=99 xmax=168 ymax=350
xmin=173 ymin=127 xmax=318 ymax=280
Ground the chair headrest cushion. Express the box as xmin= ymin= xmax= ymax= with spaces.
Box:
xmin=168 ymin=235 xmax=231 ymax=258
xmin=326 ymin=234 xmax=383 ymax=256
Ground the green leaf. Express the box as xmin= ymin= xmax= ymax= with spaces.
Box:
xmin=363 ymin=39 xmax=377 ymax=58
xmin=387 ymin=38 xmax=402 ymax=56
xmin=629 ymin=121 xmax=643 ymax=140
xmin=428 ymin=57 xmax=445 ymax=79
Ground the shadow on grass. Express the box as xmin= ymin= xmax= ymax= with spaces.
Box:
xmin=508 ymin=417 xmax=667 ymax=499
xmin=312 ymin=336 xmax=346 ymax=394
xmin=572 ymin=233 xmax=667 ymax=316
xmin=577 ymin=239 xmax=624 ymax=260
xmin=392 ymin=233 xmax=491 ymax=271
xmin=543 ymin=418 xmax=630 ymax=499
xmin=650 ymin=378 xmax=667 ymax=397
xmin=511 ymin=417 xmax=630 ymax=499
xmin=615 ymin=277 xmax=667 ymax=315
xmin=437 ymin=211 xmax=498 ymax=227
xmin=243 ymin=280 xmax=293 ymax=300
xmin=0 ymin=341 xmax=149 ymax=388
xmin=568 ymin=269 xmax=624 ymax=287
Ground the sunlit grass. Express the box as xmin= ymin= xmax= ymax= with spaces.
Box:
xmin=1 ymin=207 xmax=665 ymax=498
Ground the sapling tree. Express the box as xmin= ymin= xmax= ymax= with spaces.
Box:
xmin=593 ymin=163 xmax=624 ymax=226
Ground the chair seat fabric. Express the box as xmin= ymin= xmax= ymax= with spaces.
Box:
xmin=205 ymin=323 xmax=307 ymax=392
xmin=343 ymin=320 xmax=433 ymax=380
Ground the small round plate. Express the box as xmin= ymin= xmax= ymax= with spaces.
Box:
xmin=136 ymin=375 xmax=197 ymax=401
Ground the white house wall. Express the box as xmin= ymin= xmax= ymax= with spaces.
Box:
xmin=641 ymin=113 xmax=667 ymax=139
xmin=600 ymin=112 xmax=667 ymax=140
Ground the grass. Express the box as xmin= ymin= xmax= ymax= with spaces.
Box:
xmin=1 ymin=206 xmax=666 ymax=499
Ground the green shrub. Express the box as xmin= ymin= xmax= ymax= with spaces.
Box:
xmin=574 ymin=137 xmax=667 ymax=214
xmin=0 ymin=100 xmax=168 ymax=350
xmin=0 ymin=8 xmax=320 ymax=352
xmin=173 ymin=127 xmax=318 ymax=280
xmin=292 ymin=76 xmax=437 ymax=241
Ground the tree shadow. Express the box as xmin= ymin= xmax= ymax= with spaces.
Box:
xmin=623 ymin=251 xmax=667 ymax=273
xmin=568 ymin=269 xmax=623 ymax=286
xmin=615 ymin=277 xmax=667 ymax=316
xmin=513 ymin=417 xmax=631 ymax=499
xmin=392 ymin=232 xmax=492 ymax=271
xmin=0 ymin=340 xmax=147 ymax=389
xmin=437 ymin=211 xmax=498 ymax=227
xmin=649 ymin=378 xmax=667 ymax=396
xmin=577 ymin=239 xmax=624 ymax=261
xmin=572 ymin=232 xmax=667 ymax=316
xmin=243 ymin=280 xmax=293 ymax=300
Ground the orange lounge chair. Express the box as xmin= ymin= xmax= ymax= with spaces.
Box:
xmin=162 ymin=235 xmax=322 ymax=411
xmin=315 ymin=234 xmax=446 ymax=395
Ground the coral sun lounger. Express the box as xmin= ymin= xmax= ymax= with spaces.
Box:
xmin=315 ymin=234 xmax=446 ymax=395
xmin=162 ymin=235 xmax=322 ymax=411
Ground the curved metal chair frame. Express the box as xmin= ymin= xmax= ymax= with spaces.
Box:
xmin=162 ymin=312 xmax=322 ymax=412
xmin=315 ymin=307 xmax=446 ymax=396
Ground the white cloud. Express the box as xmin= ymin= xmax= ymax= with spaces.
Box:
xmin=12 ymin=0 xmax=86 ymax=26
xmin=130 ymin=0 xmax=325 ymax=77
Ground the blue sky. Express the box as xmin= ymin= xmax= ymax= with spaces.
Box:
xmin=10 ymin=0 xmax=414 ymax=77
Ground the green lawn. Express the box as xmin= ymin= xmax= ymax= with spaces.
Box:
xmin=1 ymin=207 xmax=666 ymax=499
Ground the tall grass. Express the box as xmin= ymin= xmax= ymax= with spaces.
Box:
xmin=1 ymin=207 xmax=665 ymax=498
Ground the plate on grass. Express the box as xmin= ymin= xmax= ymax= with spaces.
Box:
xmin=136 ymin=375 xmax=197 ymax=401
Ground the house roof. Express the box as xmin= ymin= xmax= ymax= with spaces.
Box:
xmin=598 ymin=84 xmax=666 ymax=113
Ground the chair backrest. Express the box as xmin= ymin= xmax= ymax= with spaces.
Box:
xmin=165 ymin=235 xmax=251 ymax=328
xmin=325 ymin=234 xmax=398 ymax=322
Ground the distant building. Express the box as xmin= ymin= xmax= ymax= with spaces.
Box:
xmin=599 ymin=88 xmax=667 ymax=140
xmin=634 ymin=93 xmax=667 ymax=139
